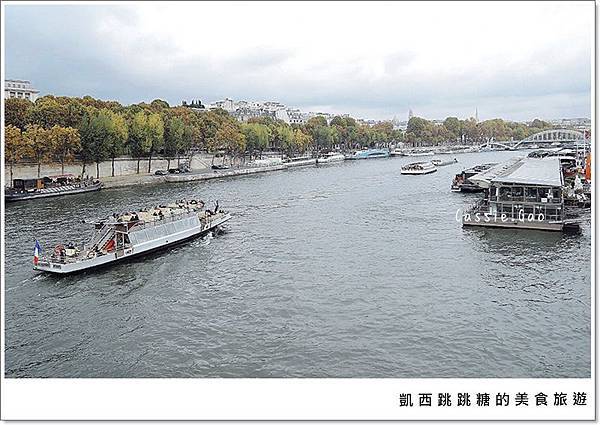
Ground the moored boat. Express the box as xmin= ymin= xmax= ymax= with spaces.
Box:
xmin=461 ymin=157 xmax=580 ymax=232
xmin=400 ymin=162 xmax=437 ymax=175
xmin=450 ymin=163 xmax=498 ymax=192
xmin=405 ymin=150 xmax=434 ymax=157
xmin=346 ymin=148 xmax=390 ymax=160
xmin=33 ymin=199 xmax=232 ymax=274
xmin=5 ymin=174 xmax=102 ymax=202
xmin=316 ymin=152 xmax=345 ymax=164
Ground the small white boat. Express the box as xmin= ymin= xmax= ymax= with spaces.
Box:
xmin=317 ymin=152 xmax=345 ymax=164
xmin=390 ymin=148 xmax=406 ymax=156
xmin=401 ymin=162 xmax=437 ymax=175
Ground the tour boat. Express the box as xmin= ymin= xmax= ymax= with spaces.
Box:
xmin=316 ymin=152 xmax=345 ymax=164
xmin=346 ymin=148 xmax=390 ymax=160
xmin=5 ymin=174 xmax=102 ymax=202
xmin=33 ymin=199 xmax=232 ymax=274
xmin=400 ymin=162 xmax=437 ymax=175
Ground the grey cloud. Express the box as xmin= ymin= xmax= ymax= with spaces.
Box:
xmin=5 ymin=5 xmax=591 ymax=120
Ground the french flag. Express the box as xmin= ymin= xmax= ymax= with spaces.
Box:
xmin=33 ymin=240 xmax=42 ymax=265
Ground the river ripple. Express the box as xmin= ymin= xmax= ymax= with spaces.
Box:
xmin=4 ymin=151 xmax=591 ymax=377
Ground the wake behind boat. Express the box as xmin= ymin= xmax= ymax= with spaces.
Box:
xmin=401 ymin=162 xmax=437 ymax=175
xmin=33 ymin=199 xmax=232 ymax=274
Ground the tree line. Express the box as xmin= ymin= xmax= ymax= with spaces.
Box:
xmin=405 ymin=116 xmax=554 ymax=145
xmin=4 ymin=95 xmax=406 ymax=180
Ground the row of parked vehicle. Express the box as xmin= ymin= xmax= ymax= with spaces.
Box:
xmin=154 ymin=163 xmax=192 ymax=176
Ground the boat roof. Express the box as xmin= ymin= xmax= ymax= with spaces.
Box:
xmin=471 ymin=157 xmax=563 ymax=187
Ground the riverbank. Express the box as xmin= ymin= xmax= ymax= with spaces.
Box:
xmin=97 ymin=159 xmax=317 ymax=188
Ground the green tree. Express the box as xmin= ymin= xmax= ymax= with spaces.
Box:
xmin=242 ymin=123 xmax=271 ymax=158
xmin=127 ymin=111 xmax=152 ymax=174
xmin=443 ymin=117 xmax=462 ymax=142
xmin=146 ymin=113 xmax=164 ymax=172
xmin=164 ymin=116 xmax=185 ymax=170
xmin=80 ymin=111 xmax=112 ymax=178
xmin=105 ymin=111 xmax=129 ymax=176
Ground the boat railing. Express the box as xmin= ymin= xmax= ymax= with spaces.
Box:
xmin=128 ymin=210 xmax=201 ymax=232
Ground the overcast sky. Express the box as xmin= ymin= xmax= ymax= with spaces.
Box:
xmin=4 ymin=1 xmax=593 ymax=121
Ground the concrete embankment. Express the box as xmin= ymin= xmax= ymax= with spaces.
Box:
xmin=165 ymin=164 xmax=290 ymax=183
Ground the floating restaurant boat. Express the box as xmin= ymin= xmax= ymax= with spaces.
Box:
xmin=450 ymin=163 xmax=498 ymax=192
xmin=400 ymin=162 xmax=437 ymax=175
xmin=461 ymin=157 xmax=580 ymax=232
xmin=33 ymin=199 xmax=232 ymax=274
xmin=346 ymin=148 xmax=390 ymax=160
xmin=316 ymin=152 xmax=345 ymax=164
xmin=5 ymin=174 xmax=102 ymax=202
xmin=431 ymin=158 xmax=458 ymax=167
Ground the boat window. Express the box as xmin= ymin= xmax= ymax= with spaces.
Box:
xmin=501 ymin=204 xmax=513 ymax=215
xmin=552 ymin=188 xmax=561 ymax=201
xmin=512 ymin=187 xmax=524 ymax=200
xmin=499 ymin=187 xmax=512 ymax=201
xmin=525 ymin=187 xmax=538 ymax=202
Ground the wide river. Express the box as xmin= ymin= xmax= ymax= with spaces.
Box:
xmin=4 ymin=151 xmax=591 ymax=378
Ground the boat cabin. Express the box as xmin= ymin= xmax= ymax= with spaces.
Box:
xmin=463 ymin=157 xmax=577 ymax=231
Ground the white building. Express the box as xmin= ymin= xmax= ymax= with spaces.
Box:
xmin=4 ymin=79 xmax=39 ymax=101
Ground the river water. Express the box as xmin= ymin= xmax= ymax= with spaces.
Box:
xmin=4 ymin=151 xmax=591 ymax=378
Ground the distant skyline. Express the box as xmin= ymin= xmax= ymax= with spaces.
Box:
xmin=4 ymin=1 xmax=593 ymax=121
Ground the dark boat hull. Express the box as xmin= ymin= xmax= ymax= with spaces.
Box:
xmin=5 ymin=183 xmax=103 ymax=202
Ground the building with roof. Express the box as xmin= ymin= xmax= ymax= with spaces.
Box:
xmin=4 ymin=79 xmax=39 ymax=101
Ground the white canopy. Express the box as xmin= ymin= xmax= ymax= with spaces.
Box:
xmin=470 ymin=156 xmax=563 ymax=188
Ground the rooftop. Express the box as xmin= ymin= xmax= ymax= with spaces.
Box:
xmin=471 ymin=156 xmax=563 ymax=188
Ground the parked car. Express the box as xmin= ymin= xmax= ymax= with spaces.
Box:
xmin=168 ymin=168 xmax=181 ymax=174
xmin=154 ymin=169 xmax=168 ymax=176
xmin=212 ymin=164 xmax=229 ymax=170
xmin=178 ymin=163 xmax=191 ymax=173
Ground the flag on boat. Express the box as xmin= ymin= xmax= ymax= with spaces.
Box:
xmin=33 ymin=240 xmax=42 ymax=265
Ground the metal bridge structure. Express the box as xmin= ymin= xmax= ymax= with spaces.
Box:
xmin=513 ymin=129 xmax=587 ymax=149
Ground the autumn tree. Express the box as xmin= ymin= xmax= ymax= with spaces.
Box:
xmin=49 ymin=125 xmax=81 ymax=174
xmin=5 ymin=125 xmax=26 ymax=185
xmin=23 ymin=124 xmax=51 ymax=178
xmin=5 ymin=98 xmax=33 ymax=130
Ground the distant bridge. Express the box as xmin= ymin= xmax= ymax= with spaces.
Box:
xmin=513 ymin=129 xmax=586 ymax=149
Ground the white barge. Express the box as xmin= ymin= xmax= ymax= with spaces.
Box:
xmin=462 ymin=157 xmax=580 ymax=232
xmin=33 ymin=200 xmax=232 ymax=274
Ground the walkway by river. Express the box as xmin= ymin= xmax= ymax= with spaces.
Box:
xmin=4 ymin=151 xmax=591 ymax=378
